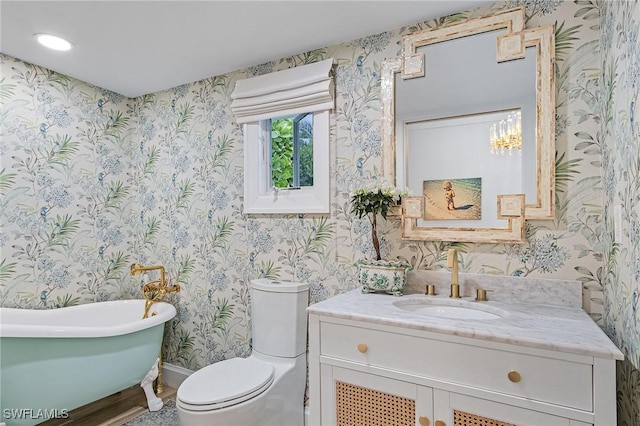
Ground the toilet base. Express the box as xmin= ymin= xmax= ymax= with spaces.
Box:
xmin=177 ymin=352 xmax=306 ymax=426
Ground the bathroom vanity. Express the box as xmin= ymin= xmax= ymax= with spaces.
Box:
xmin=307 ymin=278 xmax=623 ymax=426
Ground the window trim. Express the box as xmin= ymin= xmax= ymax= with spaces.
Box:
xmin=243 ymin=110 xmax=329 ymax=214
xmin=291 ymin=112 xmax=308 ymax=188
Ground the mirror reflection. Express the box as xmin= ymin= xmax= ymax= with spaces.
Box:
xmin=403 ymin=109 xmax=527 ymax=229
xmin=395 ymin=29 xmax=537 ymax=206
xmin=380 ymin=7 xmax=555 ymax=242
xmin=490 ymin=110 xmax=522 ymax=155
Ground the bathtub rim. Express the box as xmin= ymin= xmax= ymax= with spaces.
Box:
xmin=0 ymin=299 xmax=176 ymax=338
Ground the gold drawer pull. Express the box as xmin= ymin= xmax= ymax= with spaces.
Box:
xmin=435 ymin=420 xmax=446 ymax=426
xmin=419 ymin=416 xmax=430 ymax=426
xmin=508 ymin=370 xmax=522 ymax=383
xmin=357 ymin=343 xmax=368 ymax=353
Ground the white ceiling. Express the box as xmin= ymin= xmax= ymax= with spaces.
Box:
xmin=0 ymin=1 xmax=489 ymax=98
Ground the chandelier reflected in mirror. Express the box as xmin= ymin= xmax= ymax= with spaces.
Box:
xmin=490 ymin=110 xmax=522 ymax=155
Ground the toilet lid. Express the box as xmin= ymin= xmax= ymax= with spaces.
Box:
xmin=177 ymin=357 xmax=275 ymax=410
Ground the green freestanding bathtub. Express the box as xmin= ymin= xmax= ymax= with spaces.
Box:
xmin=0 ymin=300 xmax=176 ymax=426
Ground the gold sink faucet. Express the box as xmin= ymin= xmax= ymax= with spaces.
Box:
xmin=447 ymin=249 xmax=460 ymax=298
xmin=130 ymin=263 xmax=180 ymax=318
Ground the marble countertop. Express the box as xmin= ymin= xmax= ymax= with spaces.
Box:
xmin=307 ymin=288 xmax=624 ymax=360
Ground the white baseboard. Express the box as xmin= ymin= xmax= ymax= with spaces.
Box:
xmin=162 ymin=362 xmax=193 ymax=389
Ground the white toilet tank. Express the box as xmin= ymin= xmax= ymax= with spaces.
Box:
xmin=250 ymin=279 xmax=309 ymax=358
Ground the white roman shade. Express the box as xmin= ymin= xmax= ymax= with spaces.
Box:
xmin=231 ymin=58 xmax=334 ymax=124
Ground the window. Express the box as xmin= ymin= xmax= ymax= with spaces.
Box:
xmin=270 ymin=113 xmax=313 ymax=189
xmin=231 ymin=59 xmax=334 ymax=214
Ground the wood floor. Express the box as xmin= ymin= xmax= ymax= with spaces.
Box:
xmin=41 ymin=385 xmax=177 ymax=426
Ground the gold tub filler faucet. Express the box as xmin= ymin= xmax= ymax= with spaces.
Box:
xmin=130 ymin=262 xmax=180 ymax=395
xmin=130 ymin=262 xmax=181 ymax=319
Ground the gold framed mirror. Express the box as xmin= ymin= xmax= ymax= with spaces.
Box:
xmin=381 ymin=7 xmax=555 ymax=243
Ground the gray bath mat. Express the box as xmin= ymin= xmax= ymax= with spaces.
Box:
xmin=122 ymin=400 xmax=179 ymax=425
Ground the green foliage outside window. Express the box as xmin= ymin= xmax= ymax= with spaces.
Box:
xmin=271 ymin=118 xmax=294 ymax=188
xmin=271 ymin=115 xmax=313 ymax=188
xmin=299 ymin=140 xmax=313 ymax=187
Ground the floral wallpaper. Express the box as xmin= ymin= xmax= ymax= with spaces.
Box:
xmin=0 ymin=61 xmax=132 ymax=307
xmin=0 ymin=0 xmax=638 ymax=421
xmin=599 ymin=1 xmax=640 ymax=424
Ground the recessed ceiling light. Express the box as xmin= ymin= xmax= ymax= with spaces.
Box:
xmin=34 ymin=33 xmax=73 ymax=51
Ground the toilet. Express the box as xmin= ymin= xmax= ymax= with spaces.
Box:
xmin=176 ymin=279 xmax=309 ymax=426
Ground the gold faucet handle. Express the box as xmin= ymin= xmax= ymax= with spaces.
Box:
xmin=167 ymin=284 xmax=181 ymax=293
xmin=142 ymin=282 xmax=165 ymax=301
xmin=475 ymin=288 xmax=493 ymax=301
xmin=425 ymin=284 xmax=436 ymax=296
xmin=130 ymin=263 xmax=143 ymax=275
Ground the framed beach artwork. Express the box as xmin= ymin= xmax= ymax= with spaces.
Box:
xmin=423 ymin=178 xmax=482 ymax=220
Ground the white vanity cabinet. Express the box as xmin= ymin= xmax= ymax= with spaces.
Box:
xmin=308 ymin=314 xmax=618 ymax=426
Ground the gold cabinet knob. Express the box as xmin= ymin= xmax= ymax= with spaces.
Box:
xmin=357 ymin=343 xmax=368 ymax=353
xmin=419 ymin=416 xmax=430 ymax=426
xmin=508 ymin=370 xmax=522 ymax=383
xmin=435 ymin=420 xmax=446 ymax=426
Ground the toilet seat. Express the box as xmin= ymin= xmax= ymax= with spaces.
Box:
xmin=177 ymin=357 xmax=275 ymax=411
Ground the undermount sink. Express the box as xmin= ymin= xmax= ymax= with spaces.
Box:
xmin=393 ymin=298 xmax=507 ymax=320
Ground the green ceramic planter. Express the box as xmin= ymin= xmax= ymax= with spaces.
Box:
xmin=356 ymin=259 xmax=413 ymax=296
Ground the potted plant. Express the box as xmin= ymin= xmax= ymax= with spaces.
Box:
xmin=350 ymin=181 xmax=412 ymax=296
